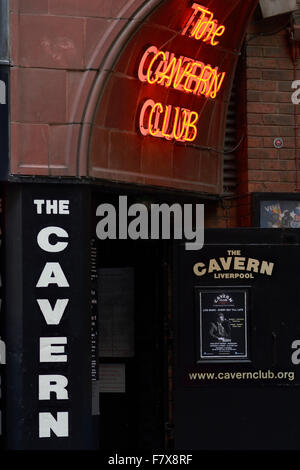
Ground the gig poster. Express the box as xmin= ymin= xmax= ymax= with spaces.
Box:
xmin=198 ymin=289 xmax=248 ymax=361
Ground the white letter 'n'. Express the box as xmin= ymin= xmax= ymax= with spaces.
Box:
xmin=39 ymin=412 xmax=69 ymax=438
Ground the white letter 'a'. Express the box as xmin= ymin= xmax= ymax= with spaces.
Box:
xmin=291 ymin=80 xmax=300 ymax=105
xmin=291 ymin=340 xmax=300 ymax=365
xmin=37 ymin=299 xmax=69 ymax=325
xmin=36 ymin=263 xmax=69 ymax=287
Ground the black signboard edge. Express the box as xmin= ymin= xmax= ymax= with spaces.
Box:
xmin=194 ymin=285 xmax=252 ymax=364
xmin=0 ymin=65 xmax=9 ymax=181
xmin=3 ymin=182 xmax=99 ymax=449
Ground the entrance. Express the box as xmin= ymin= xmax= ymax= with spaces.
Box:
xmin=94 ymin=190 xmax=169 ymax=450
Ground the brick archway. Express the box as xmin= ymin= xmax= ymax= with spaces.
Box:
xmin=73 ymin=0 xmax=166 ymax=175
xmin=85 ymin=0 xmax=259 ymax=192
xmin=10 ymin=0 xmax=258 ymax=179
xmin=10 ymin=0 xmax=164 ymax=176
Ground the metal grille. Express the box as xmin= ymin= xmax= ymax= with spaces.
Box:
xmin=223 ymin=83 xmax=238 ymax=194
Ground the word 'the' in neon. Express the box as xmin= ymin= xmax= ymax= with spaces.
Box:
xmin=182 ymin=3 xmax=225 ymax=46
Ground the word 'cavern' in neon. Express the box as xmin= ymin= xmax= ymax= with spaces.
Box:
xmin=181 ymin=3 xmax=225 ymax=46
xmin=139 ymin=99 xmax=199 ymax=142
xmin=138 ymin=46 xmax=226 ymax=100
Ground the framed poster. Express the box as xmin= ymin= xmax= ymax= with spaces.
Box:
xmin=196 ymin=288 xmax=249 ymax=362
xmin=252 ymin=193 xmax=300 ymax=228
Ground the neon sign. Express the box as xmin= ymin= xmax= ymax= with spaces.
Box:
xmin=181 ymin=3 xmax=226 ymax=45
xmin=138 ymin=46 xmax=226 ymax=99
xmin=137 ymin=3 xmax=227 ymax=143
xmin=139 ymin=99 xmax=199 ymax=141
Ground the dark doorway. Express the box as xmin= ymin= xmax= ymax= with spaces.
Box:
xmin=96 ymin=229 xmax=167 ymax=450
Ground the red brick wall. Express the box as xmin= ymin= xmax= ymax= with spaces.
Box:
xmin=246 ymin=29 xmax=297 ymax=194
xmin=204 ymin=3 xmax=300 ymax=229
xmin=13 ymin=1 xmax=280 ymax=229
xmin=10 ymin=0 xmax=258 ymax=196
xmin=10 ymin=0 xmax=156 ymax=175
xmin=225 ymin=5 xmax=300 ymax=227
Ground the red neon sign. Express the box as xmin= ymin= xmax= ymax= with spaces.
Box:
xmin=138 ymin=46 xmax=226 ymax=100
xmin=139 ymin=99 xmax=199 ymax=142
xmin=181 ymin=3 xmax=226 ymax=46
xmin=136 ymin=4 xmax=227 ymax=143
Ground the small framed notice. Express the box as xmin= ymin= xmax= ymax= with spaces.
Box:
xmin=197 ymin=288 xmax=249 ymax=362
xmin=252 ymin=192 xmax=300 ymax=228
xmin=99 ymin=363 xmax=126 ymax=393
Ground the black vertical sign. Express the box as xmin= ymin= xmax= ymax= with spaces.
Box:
xmin=4 ymin=183 xmax=97 ymax=449
xmin=0 ymin=65 xmax=9 ymax=179
xmin=0 ymin=1 xmax=8 ymax=441
xmin=0 ymin=196 xmax=5 ymax=448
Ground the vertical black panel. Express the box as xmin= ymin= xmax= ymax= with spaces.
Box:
xmin=174 ymin=228 xmax=300 ymax=450
xmin=0 ymin=194 xmax=4 ymax=448
xmin=4 ymin=183 xmax=97 ymax=450
xmin=0 ymin=1 xmax=9 ymax=62
xmin=0 ymin=66 xmax=9 ymax=179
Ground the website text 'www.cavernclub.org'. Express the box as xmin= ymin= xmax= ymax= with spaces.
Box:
xmin=189 ymin=370 xmax=295 ymax=381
